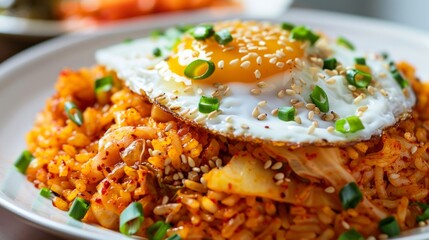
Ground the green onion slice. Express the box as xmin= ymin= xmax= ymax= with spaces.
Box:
xmin=338 ymin=229 xmax=364 ymax=240
xmin=68 ymin=197 xmax=90 ymax=221
xmin=14 ymin=150 xmax=34 ymax=174
xmin=310 ymin=85 xmax=329 ymax=113
xmin=278 ymin=106 xmax=295 ymax=122
xmin=176 ymin=24 xmax=194 ymax=33
xmin=191 ymin=24 xmax=214 ymax=40
xmin=199 ymin=96 xmax=219 ymax=114
xmin=95 ymin=76 xmax=113 ymax=93
xmin=346 ymin=69 xmax=372 ymax=88
xmin=166 ymin=234 xmax=182 ymax=240
xmin=147 ymin=221 xmax=171 ymax=240
xmin=281 ymin=22 xmax=295 ymax=31
xmin=290 ymin=26 xmax=320 ymax=45
xmin=354 ymin=57 xmax=366 ymax=65
xmin=379 ymin=216 xmax=400 ymax=237
xmin=153 ymin=47 xmax=162 ymax=57
xmin=64 ymin=101 xmax=83 ymax=126
xmin=214 ymin=29 xmax=233 ymax=45
xmin=184 ymin=59 xmax=215 ymax=80
xmin=417 ymin=208 xmax=429 ymax=222
xmin=323 ymin=58 xmax=337 ymax=70
xmin=40 ymin=188 xmax=53 ymax=199
xmin=335 ymin=116 xmax=365 ymax=134
xmin=392 ymin=71 xmax=409 ymax=89
xmin=337 ymin=36 xmax=355 ymax=50
xmin=120 ymin=202 xmax=144 ymax=236
xmin=339 ymin=182 xmax=363 ymax=209
xmin=150 ymin=30 xmax=163 ymax=38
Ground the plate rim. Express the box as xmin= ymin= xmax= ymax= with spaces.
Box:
xmin=2 ymin=7 xmax=429 ymax=240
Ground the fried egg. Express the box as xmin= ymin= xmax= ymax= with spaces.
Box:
xmin=96 ymin=20 xmax=416 ymax=145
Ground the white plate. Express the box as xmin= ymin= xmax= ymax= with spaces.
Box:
xmin=1 ymin=8 xmax=429 ymax=240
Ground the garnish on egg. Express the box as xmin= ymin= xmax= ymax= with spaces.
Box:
xmin=346 ymin=69 xmax=372 ymax=88
xmin=184 ymin=59 xmax=215 ymax=80
xmin=310 ymin=86 xmax=329 ymax=113
xmin=335 ymin=116 xmax=365 ymax=134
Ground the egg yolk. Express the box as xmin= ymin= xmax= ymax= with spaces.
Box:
xmin=167 ymin=21 xmax=304 ymax=85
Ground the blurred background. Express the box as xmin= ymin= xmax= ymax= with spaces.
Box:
xmin=1 ymin=0 xmax=428 ymax=62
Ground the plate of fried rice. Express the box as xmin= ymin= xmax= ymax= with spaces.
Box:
xmin=2 ymin=8 xmax=429 ymax=240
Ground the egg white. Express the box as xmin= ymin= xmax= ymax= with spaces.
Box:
xmin=96 ymin=27 xmax=416 ymax=145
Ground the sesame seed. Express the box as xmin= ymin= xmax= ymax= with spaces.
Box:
xmin=269 ymin=57 xmax=277 ymax=64
xmin=225 ymin=116 xmax=233 ymax=123
xmin=229 ymin=59 xmax=239 ymax=65
xmin=164 ymin=158 xmax=172 ymax=166
xmin=239 ymin=49 xmax=248 ymax=53
xmin=257 ymin=81 xmax=267 ymax=88
xmin=324 ymin=186 xmax=335 ymax=193
xmin=285 ymin=46 xmax=294 ymax=52
xmin=271 ymin=162 xmax=283 ymax=170
xmin=165 ymin=123 xmax=173 ymax=132
xmin=252 ymin=107 xmax=260 ymax=118
xmin=327 ymin=126 xmax=335 ymax=133
xmin=306 ymin=103 xmax=316 ymax=110
xmin=249 ymin=52 xmax=258 ymax=57
xmin=241 ymin=124 xmax=249 ymax=130
xmin=275 ymin=179 xmax=284 ymax=186
xmin=271 ymin=108 xmax=279 ymax=116
xmin=258 ymin=47 xmax=267 ymax=51
xmin=258 ymin=40 xmax=266 ymax=46
xmin=192 ymin=167 xmax=201 ymax=172
xmin=173 ymin=173 xmax=179 ymax=180
xmin=165 ymin=165 xmax=171 ymax=175
xmin=178 ymin=172 xmax=184 ymax=179
xmin=257 ymin=113 xmax=267 ymax=120
xmin=240 ymin=61 xmax=251 ymax=69
xmin=411 ymin=146 xmax=418 ymax=154
xmin=326 ymin=78 xmax=336 ymax=84
xmin=285 ymin=89 xmax=296 ymax=96
xmin=308 ymin=111 xmax=315 ymax=120
xmin=378 ymin=72 xmax=387 ymax=78
xmin=379 ymin=234 xmax=388 ymax=240
xmin=274 ymin=173 xmax=285 ymax=180
xmin=254 ymin=69 xmax=261 ymax=79
xmin=258 ymin=100 xmax=267 ymax=107
xmin=308 ymin=123 xmax=316 ymax=134
xmin=380 ymin=89 xmax=388 ymax=96
xmin=276 ymin=62 xmax=285 ymax=68
xmin=181 ymin=154 xmax=187 ymax=164
xmin=295 ymin=116 xmax=302 ymax=124
xmin=341 ymin=221 xmax=350 ymax=230
xmin=208 ymin=160 xmax=216 ymax=168
xmin=222 ymin=46 xmax=234 ymax=52
xmin=217 ymin=60 xmax=224 ymax=69
xmin=184 ymin=86 xmax=193 ymax=93
xmin=162 ymin=195 xmax=169 ymax=205
xmin=195 ymin=115 xmax=207 ymax=123
xmin=250 ymin=88 xmax=262 ymax=95
xmin=277 ymin=90 xmax=286 ymax=98
xmin=188 ymin=157 xmax=196 ymax=168
xmin=353 ymin=94 xmax=364 ymax=104
xmin=263 ymin=53 xmax=273 ymax=58
xmin=197 ymin=88 xmax=203 ymax=95
xmin=241 ymin=54 xmax=250 ymax=61
xmin=358 ymin=106 xmax=368 ymax=112
xmin=348 ymin=85 xmax=357 ymax=91
xmin=216 ymin=158 xmax=223 ymax=168
xmin=367 ymin=236 xmax=376 ymax=240
xmin=264 ymin=160 xmax=272 ymax=169
xmin=317 ymin=73 xmax=326 ymax=79
xmin=293 ymin=102 xmax=305 ymax=108
xmin=208 ymin=110 xmax=222 ymax=119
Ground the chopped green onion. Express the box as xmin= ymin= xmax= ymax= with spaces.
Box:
xmin=379 ymin=216 xmax=400 ymax=237
xmin=337 ymin=36 xmax=355 ymax=50
xmin=95 ymin=76 xmax=113 ymax=93
xmin=147 ymin=221 xmax=171 ymax=240
xmin=417 ymin=207 xmax=429 ymax=222
xmin=150 ymin=30 xmax=163 ymax=38
xmin=323 ymin=58 xmax=337 ymax=70
xmin=339 ymin=182 xmax=363 ymax=209
xmin=354 ymin=57 xmax=366 ymax=65
xmin=392 ymin=71 xmax=409 ymax=89
xmin=281 ymin=22 xmax=295 ymax=31
xmin=68 ymin=197 xmax=90 ymax=221
xmin=214 ymin=29 xmax=233 ymax=45
xmin=166 ymin=234 xmax=182 ymax=240
xmin=198 ymin=96 xmax=219 ymax=114
xmin=310 ymin=85 xmax=329 ymax=113
xmin=184 ymin=59 xmax=215 ymax=80
xmin=191 ymin=24 xmax=214 ymax=40
xmin=335 ymin=116 xmax=365 ymax=134
xmin=338 ymin=229 xmax=364 ymax=240
xmin=278 ymin=106 xmax=295 ymax=122
xmin=176 ymin=24 xmax=194 ymax=33
xmin=14 ymin=150 xmax=34 ymax=174
xmin=64 ymin=101 xmax=83 ymax=126
xmin=153 ymin=47 xmax=162 ymax=57
xmin=40 ymin=188 xmax=53 ymax=199
xmin=120 ymin=202 xmax=144 ymax=236
xmin=346 ymin=69 xmax=372 ymax=88
xmin=289 ymin=26 xmax=320 ymax=45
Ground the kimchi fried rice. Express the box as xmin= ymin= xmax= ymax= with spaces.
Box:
xmin=18 ymin=60 xmax=429 ymax=239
